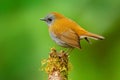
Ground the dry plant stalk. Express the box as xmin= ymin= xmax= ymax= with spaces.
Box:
xmin=41 ymin=48 xmax=70 ymax=80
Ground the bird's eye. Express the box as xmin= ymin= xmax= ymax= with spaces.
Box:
xmin=48 ymin=18 xmax=52 ymax=21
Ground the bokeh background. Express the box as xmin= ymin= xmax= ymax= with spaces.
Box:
xmin=0 ymin=0 xmax=120 ymax=80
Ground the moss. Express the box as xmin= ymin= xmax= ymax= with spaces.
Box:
xmin=41 ymin=48 xmax=72 ymax=80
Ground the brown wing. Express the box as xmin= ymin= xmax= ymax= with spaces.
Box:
xmin=59 ymin=29 xmax=81 ymax=49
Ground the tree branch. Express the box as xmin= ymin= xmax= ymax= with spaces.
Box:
xmin=41 ymin=48 xmax=70 ymax=80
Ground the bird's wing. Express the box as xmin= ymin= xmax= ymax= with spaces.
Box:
xmin=59 ymin=29 xmax=81 ymax=49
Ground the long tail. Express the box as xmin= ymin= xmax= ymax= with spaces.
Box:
xmin=85 ymin=32 xmax=104 ymax=40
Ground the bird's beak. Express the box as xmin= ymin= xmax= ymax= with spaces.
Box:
xmin=40 ymin=18 xmax=46 ymax=21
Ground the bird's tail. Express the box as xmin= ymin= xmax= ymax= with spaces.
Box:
xmin=84 ymin=32 xmax=104 ymax=40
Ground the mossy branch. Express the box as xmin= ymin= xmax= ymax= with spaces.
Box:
xmin=41 ymin=48 xmax=71 ymax=80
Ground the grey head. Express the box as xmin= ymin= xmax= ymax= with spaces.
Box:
xmin=40 ymin=14 xmax=55 ymax=26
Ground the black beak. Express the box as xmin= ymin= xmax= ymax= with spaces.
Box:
xmin=40 ymin=18 xmax=46 ymax=21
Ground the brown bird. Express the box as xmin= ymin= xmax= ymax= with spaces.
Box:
xmin=40 ymin=12 xmax=104 ymax=51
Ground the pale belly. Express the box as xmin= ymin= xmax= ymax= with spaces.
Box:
xmin=49 ymin=32 xmax=71 ymax=47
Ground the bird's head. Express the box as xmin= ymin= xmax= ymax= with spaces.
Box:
xmin=40 ymin=12 xmax=64 ymax=26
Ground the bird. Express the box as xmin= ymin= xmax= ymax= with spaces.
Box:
xmin=40 ymin=12 xmax=104 ymax=51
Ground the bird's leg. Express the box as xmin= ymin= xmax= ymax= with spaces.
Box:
xmin=65 ymin=48 xmax=73 ymax=55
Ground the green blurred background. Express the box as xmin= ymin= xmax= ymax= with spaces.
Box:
xmin=0 ymin=0 xmax=120 ymax=80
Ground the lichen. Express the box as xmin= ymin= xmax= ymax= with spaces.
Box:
xmin=41 ymin=48 xmax=72 ymax=80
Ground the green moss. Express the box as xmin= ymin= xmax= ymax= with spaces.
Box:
xmin=41 ymin=48 xmax=72 ymax=80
